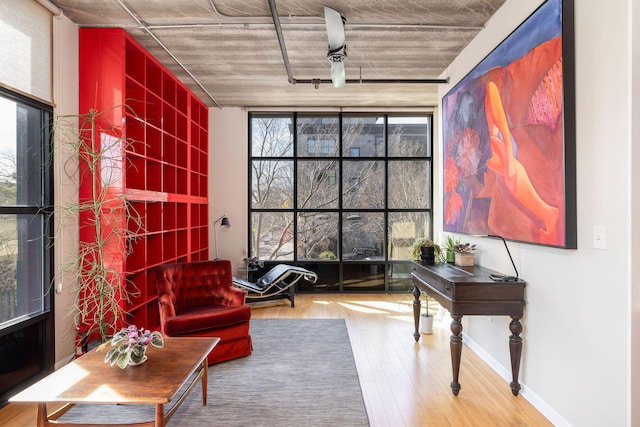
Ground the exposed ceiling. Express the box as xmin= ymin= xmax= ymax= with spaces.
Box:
xmin=50 ymin=0 xmax=507 ymax=109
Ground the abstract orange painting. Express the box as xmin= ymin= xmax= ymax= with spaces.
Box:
xmin=442 ymin=0 xmax=576 ymax=248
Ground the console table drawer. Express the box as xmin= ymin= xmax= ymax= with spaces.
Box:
xmin=412 ymin=272 xmax=452 ymax=299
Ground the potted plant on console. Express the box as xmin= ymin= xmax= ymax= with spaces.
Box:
xmin=409 ymin=237 xmax=443 ymax=262
xmin=442 ymin=234 xmax=462 ymax=263
xmin=454 ymin=242 xmax=477 ymax=266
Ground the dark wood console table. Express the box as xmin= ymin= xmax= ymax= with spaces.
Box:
xmin=412 ymin=261 xmax=525 ymax=396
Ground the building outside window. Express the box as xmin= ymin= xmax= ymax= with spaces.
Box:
xmin=249 ymin=113 xmax=432 ymax=292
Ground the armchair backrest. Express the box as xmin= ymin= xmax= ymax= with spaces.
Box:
xmin=156 ymin=260 xmax=244 ymax=315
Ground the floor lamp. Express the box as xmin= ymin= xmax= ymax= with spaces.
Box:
xmin=213 ymin=215 xmax=230 ymax=259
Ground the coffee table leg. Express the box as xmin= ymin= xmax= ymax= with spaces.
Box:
xmin=155 ymin=404 xmax=165 ymax=426
xmin=36 ymin=402 xmax=47 ymax=427
xmin=450 ymin=315 xmax=463 ymax=396
xmin=202 ymin=361 xmax=208 ymax=405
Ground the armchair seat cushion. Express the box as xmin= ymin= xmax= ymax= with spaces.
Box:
xmin=165 ymin=304 xmax=251 ymax=336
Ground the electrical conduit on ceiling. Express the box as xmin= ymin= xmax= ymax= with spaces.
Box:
xmin=114 ymin=0 xmax=461 ymax=106
xmin=117 ymin=0 xmax=223 ymax=108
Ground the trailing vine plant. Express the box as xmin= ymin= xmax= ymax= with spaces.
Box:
xmin=52 ymin=106 xmax=144 ymax=343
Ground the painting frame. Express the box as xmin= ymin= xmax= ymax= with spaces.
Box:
xmin=442 ymin=0 xmax=576 ymax=248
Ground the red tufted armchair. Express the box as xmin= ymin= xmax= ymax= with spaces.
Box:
xmin=155 ymin=259 xmax=252 ymax=364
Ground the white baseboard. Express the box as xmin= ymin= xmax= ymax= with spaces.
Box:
xmin=462 ymin=332 xmax=572 ymax=427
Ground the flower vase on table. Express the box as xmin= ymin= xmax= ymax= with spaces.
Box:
xmin=127 ymin=350 xmax=148 ymax=366
xmin=99 ymin=325 xmax=164 ymax=369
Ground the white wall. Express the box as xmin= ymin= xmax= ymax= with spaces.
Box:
xmin=52 ymin=13 xmax=79 ymax=366
xmin=437 ymin=0 xmax=633 ymax=426
xmin=209 ymin=108 xmax=249 ymax=274
xmin=630 ymin=0 xmax=640 ymax=425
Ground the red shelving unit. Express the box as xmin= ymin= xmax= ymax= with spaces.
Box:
xmin=79 ymin=28 xmax=209 ymax=332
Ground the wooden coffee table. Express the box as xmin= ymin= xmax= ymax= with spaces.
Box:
xmin=10 ymin=337 xmax=219 ymax=427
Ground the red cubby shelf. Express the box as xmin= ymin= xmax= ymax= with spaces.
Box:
xmin=125 ymin=116 xmax=145 ymax=156
xmin=147 ymin=126 xmax=162 ymax=160
xmin=79 ymin=28 xmax=209 ymax=331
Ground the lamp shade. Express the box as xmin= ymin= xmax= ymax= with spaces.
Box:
xmin=220 ymin=216 xmax=230 ymax=228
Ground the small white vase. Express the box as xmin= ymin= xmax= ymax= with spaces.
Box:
xmin=128 ymin=354 xmax=148 ymax=366
xmin=128 ymin=347 xmax=148 ymax=366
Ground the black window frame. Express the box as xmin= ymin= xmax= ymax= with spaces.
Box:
xmin=248 ymin=112 xmax=433 ymax=293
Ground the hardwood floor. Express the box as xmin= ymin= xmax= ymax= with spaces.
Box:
xmin=0 ymin=293 xmax=552 ymax=427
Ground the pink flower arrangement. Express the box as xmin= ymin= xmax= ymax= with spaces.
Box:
xmin=100 ymin=325 xmax=164 ymax=369
xmin=454 ymin=243 xmax=477 ymax=253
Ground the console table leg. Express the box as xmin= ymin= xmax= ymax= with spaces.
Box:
xmin=509 ymin=316 xmax=523 ymax=396
xmin=412 ymin=285 xmax=421 ymax=342
xmin=450 ymin=315 xmax=463 ymax=396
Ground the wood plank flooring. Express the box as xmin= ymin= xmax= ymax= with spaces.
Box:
xmin=0 ymin=293 xmax=552 ymax=427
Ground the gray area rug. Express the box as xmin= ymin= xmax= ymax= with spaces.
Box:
xmin=60 ymin=318 xmax=370 ymax=426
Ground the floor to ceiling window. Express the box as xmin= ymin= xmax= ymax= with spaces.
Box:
xmin=249 ymin=112 xmax=433 ymax=292
xmin=0 ymin=87 xmax=54 ymax=404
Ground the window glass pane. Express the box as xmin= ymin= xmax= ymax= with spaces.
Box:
xmin=251 ymin=160 xmax=293 ymax=209
xmin=388 ymin=160 xmax=431 ymax=209
xmin=294 ymin=262 xmax=339 ymax=292
xmin=343 ymin=160 xmax=384 ymax=209
xmin=0 ymin=214 xmax=45 ymax=325
xmin=296 ymin=212 xmax=338 ymax=260
xmin=297 ymin=161 xmax=339 ymax=209
xmin=0 ymin=97 xmax=44 ymax=206
xmin=388 ymin=116 xmax=430 ymax=157
xmin=388 ymin=262 xmax=413 ymax=291
xmin=297 ymin=115 xmax=339 ymax=157
xmin=251 ymin=211 xmax=294 ymax=261
xmin=251 ymin=115 xmax=293 ymax=157
xmin=388 ymin=212 xmax=432 ymax=260
xmin=0 ymin=321 xmax=44 ymax=396
xmin=343 ymin=263 xmax=385 ymax=292
xmin=342 ymin=115 xmax=384 ymax=157
xmin=342 ymin=212 xmax=384 ymax=260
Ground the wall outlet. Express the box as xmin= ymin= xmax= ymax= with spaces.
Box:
xmin=593 ymin=225 xmax=606 ymax=250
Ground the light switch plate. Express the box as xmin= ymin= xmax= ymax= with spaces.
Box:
xmin=593 ymin=225 xmax=606 ymax=250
